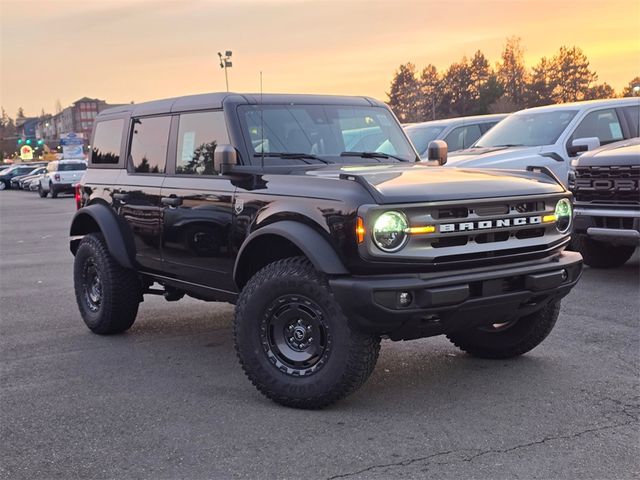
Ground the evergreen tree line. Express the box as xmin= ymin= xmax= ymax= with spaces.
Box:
xmin=388 ymin=37 xmax=640 ymax=123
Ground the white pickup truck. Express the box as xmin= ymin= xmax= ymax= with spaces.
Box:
xmin=38 ymin=160 xmax=87 ymax=198
xmin=444 ymin=98 xmax=640 ymax=185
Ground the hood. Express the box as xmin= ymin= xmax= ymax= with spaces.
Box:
xmin=573 ymin=139 xmax=640 ymax=167
xmin=445 ymin=146 xmax=544 ymax=168
xmin=305 ymin=163 xmax=564 ymax=204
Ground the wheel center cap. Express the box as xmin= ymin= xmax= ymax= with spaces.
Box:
xmin=293 ymin=326 xmax=306 ymax=341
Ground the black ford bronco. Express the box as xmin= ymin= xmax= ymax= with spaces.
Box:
xmin=570 ymin=138 xmax=639 ymax=268
xmin=70 ymin=93 xmax=583 ymax=408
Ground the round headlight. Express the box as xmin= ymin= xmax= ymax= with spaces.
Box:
xmin=555 ymin=198 xmax=572 ymax=233
xmin=373 ymin=211 xmax=409 ymax=252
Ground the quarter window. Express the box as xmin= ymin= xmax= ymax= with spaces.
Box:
xmin=92 ymin=119 xmax=124 ymax=164
xmin=129 ymin=116 xmax=171 ymax=174
xmin=622 ymin=105 xmax=639 ymax=137
xmin=175 ymin=111 xmax=229 ymax=175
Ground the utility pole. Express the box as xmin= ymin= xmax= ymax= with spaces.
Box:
xmin=218 ymin=51 xmax=233 ymax=92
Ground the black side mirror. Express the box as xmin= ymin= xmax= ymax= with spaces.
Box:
xmin=214 ymin=144 xmax=238 ymax=174
xmin=427 ymin=140 xmax=448 ymax=166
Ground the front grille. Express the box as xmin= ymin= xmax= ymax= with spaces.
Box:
xmin=572 ymin=165 xmax=640 ymax=205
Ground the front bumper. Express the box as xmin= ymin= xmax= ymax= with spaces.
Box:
xmin=574 ymin=206 xmax=640 ymax=246
xmin=330 ymin=251 xmax=582 ymax=340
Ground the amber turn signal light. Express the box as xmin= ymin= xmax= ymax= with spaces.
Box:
xmin=356 ymin=217 xmax=365 ymax=243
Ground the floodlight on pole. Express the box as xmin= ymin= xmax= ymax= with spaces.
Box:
xmin=218 ymin=50 xmax=233 ymax=92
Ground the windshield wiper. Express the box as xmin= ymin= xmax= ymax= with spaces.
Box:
xmin=340 ymin=151 xmax=407 ymax=162
xmin=490 ymin=144 xmax=525 ymax=148
xmin=254 ymin=152 xmax=332 ymax=165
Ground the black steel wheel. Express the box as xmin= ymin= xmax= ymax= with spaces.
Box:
xmin=262 ymin=294 xmax=329 ymax=376
xmin=74 ymin=233 xmax=141 ymax=335
xmin=234 ymin=257 xmax=380 ymax=409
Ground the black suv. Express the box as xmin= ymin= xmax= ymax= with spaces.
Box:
xmin=70 ymin=93 xmax=582 ymax=408
xmin=570 ymin=138 xmax=639 ymax=267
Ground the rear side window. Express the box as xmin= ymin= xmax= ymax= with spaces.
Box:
xmin=92 ymin=119 xmax=124 ymax=164
xmin=444 ymin=125 xmax=482 ymax=151
xmin=175 ymin=111 xmax=229 ymax=175
xmin=129 ymin=116 xmax=171 ymax=174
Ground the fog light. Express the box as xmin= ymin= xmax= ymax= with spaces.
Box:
xmin=398 ymin=291 xmax=412 ymax=307
xmin=561 ymin=269 xmax=568 ymax=281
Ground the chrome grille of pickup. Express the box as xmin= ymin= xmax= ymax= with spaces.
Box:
xmin=572 ymin=165 xmax=640 ymax=205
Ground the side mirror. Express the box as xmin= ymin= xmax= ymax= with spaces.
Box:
xmin=214 ymin=144 xmax=238 ymax=174
xmin=568 ymin=137 xmax=600 ymax=156
xmin=427 ymin=140 xmax=448 ymax=165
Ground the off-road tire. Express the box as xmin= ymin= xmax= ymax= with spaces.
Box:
xmin=446 ymin=301 xmax=561 ymax=359
xmin=73 ymin=233 xmax=141 ymax=335
xmin=573 ymin=235 xmax=635 ymax=268
xmin=38 ymin=183 xmax=47 ymax=198
xmin=234 ymin=257 xmax=380 ymax=409
xmin=50 ymin=182 xmax=58 ymax=199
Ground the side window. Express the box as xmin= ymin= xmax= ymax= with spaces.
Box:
xmin=129 ymin=116 xmax=171 ymax=174
xmin=175 ymin=111 xmax=229 ymax=175
xmin=622 ymin=105 xmax=639 ymax=138
xmin=479 ymin=122 xmax=498 ymax=134
xmin=92 ymin=119 xmax=124 ymax=164
xmin=444 ymin=125 xmax=482 ymax=151
xmin=572 ymin=108 xmax=624 ymax=144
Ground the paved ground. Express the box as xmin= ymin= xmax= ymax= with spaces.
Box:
xmin=1 ymin=190 xmax=638 ymax=480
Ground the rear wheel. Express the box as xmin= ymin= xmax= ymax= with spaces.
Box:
xmin=38 ymin=183 xmax=47 ymax=198
xmin=446 ymin=301 xmax=560 ymax=359
xmin=50 ymin=182 xmax=58 ymax=199
xmin=73 ymin=233 xmax=141 ymax=334
xmin=0 ymin=181 xmax=6 ymax=191
xmin=234 ymin=257 xmax=380 ymax=409
xmin=573 ymin=235 xmax=635 ymax=268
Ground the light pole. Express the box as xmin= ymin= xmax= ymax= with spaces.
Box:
xmin=218 ymin=51 xmax=233 ymax=92
xmin=633 ymin=85 xmax=640 ymax=97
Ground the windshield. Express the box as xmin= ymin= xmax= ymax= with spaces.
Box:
xmin=238 ymin=104 xmax=417 ymax=164
xmin=475 ymin=110 xmax=578 ymax=148
xmin=404 ymin=125 xmax=446 ymax=154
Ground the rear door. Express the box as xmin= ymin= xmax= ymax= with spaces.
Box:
xmin=159 ymin=110 xmax=237 ymax=293
xmin=114 ymin=114 xmax=171 ymax=272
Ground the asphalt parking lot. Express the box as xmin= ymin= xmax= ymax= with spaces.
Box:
xmin=1 ymin=190 xmax=638 ymax=480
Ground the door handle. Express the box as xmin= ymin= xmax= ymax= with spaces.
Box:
xmin=113 ymin=192 xmax=130 ymax=201
xmin=161 ymin=196 xmax=183 ymax=207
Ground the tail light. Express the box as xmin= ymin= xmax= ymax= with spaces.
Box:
xmin=54 ymin=173 xmax=60 ymax=181
xmin=75 ymin=183 xmax=83 ymax=210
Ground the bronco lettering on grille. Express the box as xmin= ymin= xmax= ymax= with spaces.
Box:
xmin=440 ymin=216 xmax=542 ymax=233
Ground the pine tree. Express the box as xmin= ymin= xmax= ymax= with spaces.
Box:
xmin=441 ymin=57 xmax=475 ymax=117
xmin=418 ymin=64 xmax=441 ymax=120
xmin=551 ymin=46 xmax=597 ymax=102
xmin=387 ymin=63 xmax=420 ymax=123
xmin=525 ymin=57 xmax=557 ymax=107
xmin=497 ymin=37 xmax=528 ymax=108
xmin=584 ymin=83 xmax=616 ymax=100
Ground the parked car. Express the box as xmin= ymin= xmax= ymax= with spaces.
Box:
xmin=10 ymin=166 xmax=47 ymax=189
xmin=20 ymin=168 xmax=49 ymax=189
xmin=404 ymin=114 xmax=507 ymax=157
xmin=445 ymin=98 xmax=640 ymax=184
xmin=38 ymin=160 xmax=87 ymax=198
xmin=569 ymin=138 xmax=639 ymax=268
xmin=69 ymin=92 xmax=582 ymax=408
xmin=0 ymin=164 xmax=42 ymax=190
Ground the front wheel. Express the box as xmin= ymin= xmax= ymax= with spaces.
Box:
xmin=73 ymin=233 xmax=142 ymax=334
xmin=446 ymin=301 xmax=560 ymax=359
xmin=234 ymin=257 xmax=380 ymax=409
xmin=38 ymin=183 xmax=48 ymax=198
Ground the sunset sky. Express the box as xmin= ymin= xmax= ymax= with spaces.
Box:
xmin=1 ymin=0 xmax=639 ymax=117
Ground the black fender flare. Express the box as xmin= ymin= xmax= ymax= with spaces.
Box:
xmin=69 ymin=203 xmax=135 ymax=269
xmin=233 ymin=221 xmax=349 ymax=284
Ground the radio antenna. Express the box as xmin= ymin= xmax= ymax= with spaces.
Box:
xmin=260 ymin=71 xmax=265 ymax=169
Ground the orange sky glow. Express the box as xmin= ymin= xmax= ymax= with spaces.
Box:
xmin=1 ymin=0 xmax=639 ymax=116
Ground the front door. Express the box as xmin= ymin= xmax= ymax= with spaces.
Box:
xmin=159 ymin=110 xmax=237 ymax=293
